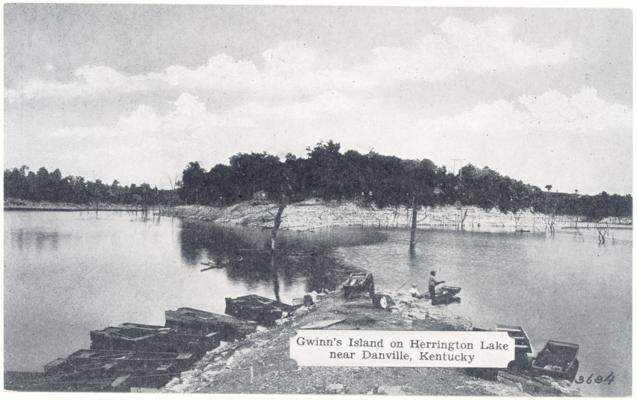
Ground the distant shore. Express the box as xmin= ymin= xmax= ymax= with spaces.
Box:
xmin=4 ymin=198 xmax=145 ymax=212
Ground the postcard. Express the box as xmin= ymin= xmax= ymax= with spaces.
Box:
xmin=4 ymin=3 xmax=632 ymax=397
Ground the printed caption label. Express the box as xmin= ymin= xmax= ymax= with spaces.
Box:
xmin=290 ymin=330 xmax=514 ymax=368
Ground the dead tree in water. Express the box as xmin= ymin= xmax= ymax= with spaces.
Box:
xmin=269 ymin=204 xmax=286 ymax=302
xmin=458 ymin=208 xmax=469 ymax=230
xmin=513 ymin=212 xmax=521 ymax=231
xmin=409 ymin=195 xmax=418 ymax=251
xmin=270 ymin=204 xmax=286 ymax=251
xmin=545 ymin=214 xmax=556 ymax=236
xmin=596 ymin=222 xmax=609 ymax=246
xmin=271 ymin=249 xmax=281 ymax=302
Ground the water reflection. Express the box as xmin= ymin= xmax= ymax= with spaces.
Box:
xmin=4 ymin=212 xmax=387 ymax=374
xmin=4 ymin=211 xmax=632 ymax=396
xmin=177 ymin=220 xmax=387 ymax=294
xmin=10 ymin=229 xmax=61 ymax=252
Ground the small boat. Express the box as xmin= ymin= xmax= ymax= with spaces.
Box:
xmin=431 ymin=285 xmax=461 ymax=305
xmin=225 ymin=294 xmax=298 ymax=325
xmin=165 ymin=307 xmax=257 ymax=341
xmin=90 ymin=323 xmax=220 ymax=354
xmin=531 ymin=340 xmax=579 ymax=382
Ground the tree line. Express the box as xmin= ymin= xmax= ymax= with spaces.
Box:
xmin=4 ymin=165 xmax=179 ymax=206
xmin=5 ymin=141 xmax=632 ymax=221
xmin=179 ymin=140 xmax=632 ymax=222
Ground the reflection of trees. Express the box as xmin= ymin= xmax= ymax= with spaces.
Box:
xmin=177 ymin=221 xmax=383 ymax=292
xmin=11 ymin=229 xmax=60 ymax=252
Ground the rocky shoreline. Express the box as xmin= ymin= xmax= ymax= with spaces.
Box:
xmin=157 ymin=200 xmax=586 ymax=396
xmin=4 ymin=197 xmax=587 ymax=395
xmin=6 ymin=198 xmax=630 ymax=233
xmin=160 ymin=198 xmax=630 ymax=233
xmin=162 ymin=289 xmax=578 ymax=396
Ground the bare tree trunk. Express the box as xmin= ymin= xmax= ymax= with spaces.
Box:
xmin=270 ymin=204 xmax=286 ymax=302
xmin=596 ymin=222 xmax=608 ymax=246
xmin=459 ymin=209 xmax=469 ymax=230
xmin=270 ymin=204 xmax=286 ymax=251
xmin=271 ymin=252 xmax=281 ymax=302
xmin=409 ymin=195 xmax=418 ymax=251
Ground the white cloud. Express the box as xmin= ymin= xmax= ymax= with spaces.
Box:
xmin=49 ymin=90 xmax=362 ymax=148
xmin=7 ymin=16 xmax=576 ymax=102
xmin=39 ymin=86 xmax=630 ymax=194
xmin=7 ymin=65 xmax=142 ymax=101
xmin=228 ymin=91 xmax=359 ymax=124
xmin=38 ymin=90 xmax=366 ymax=185
xmin=52 ymin=93 xmax=248 ymax=142
xmin=413 ymin=87 xmax=631 ymax=193
xmin=417 ymin=86 xmax=631 ymax=136
xmin=362 ymin=16 xmax=573 ymax=83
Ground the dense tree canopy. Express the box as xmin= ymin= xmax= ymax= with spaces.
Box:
xmin=176 ymin=141 xmax=632 ymax=221
xmin=5 ymin=141 xmax=631 ymax=221
xmin=4 ymin=165 xmax=177 ymax=206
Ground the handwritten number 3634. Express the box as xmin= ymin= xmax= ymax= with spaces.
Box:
xmin=574 ymin=372 xmax=615 ymax=385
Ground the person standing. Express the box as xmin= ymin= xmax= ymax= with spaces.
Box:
xmin=428 ymin=270 xmax=445 ymax=302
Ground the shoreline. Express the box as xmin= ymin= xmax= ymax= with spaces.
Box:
xmin=5 ymin=207 xmax=143 ymax=212
xmin=6 ymin=198 xmax=631 ymax=233
xmin=4 ymin=199 xmax=150 ymax=212
xmin=4 ymin=199 xmax=588 ymax=395
xmin=156 ymin=200 xmax=589 ymax=395
xmin=159 ymin=198 xmax=632 ymax=233
xmin=161 ymin=289 xmax=578 ymax=396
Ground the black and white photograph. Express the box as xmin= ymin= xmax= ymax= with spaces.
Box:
xmin=3 ymin=3 xmax=633 ymax=397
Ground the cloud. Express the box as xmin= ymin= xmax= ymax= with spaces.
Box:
xmin=49 ymin=90 xmax=362 ymax=146
xmin=52 ymin=93 xmax=247 ymax=142
xmin=362 ymin=16 xmax=573 ymax=83
xmin=40 ymin=86 xmax=630 ymax=194
xmin=7 ymin=16 xmax=576 ymax=102
xmin=417 ymin=86 xmax=631 ymax=136
xmin=413 ymin=87 xmax=631 ymax=193
xmin=38 ymin=90 xmax=366 ymax=185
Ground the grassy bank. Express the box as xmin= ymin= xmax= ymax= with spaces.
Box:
xmin=162 ymin=290 xmax=577 ymax=396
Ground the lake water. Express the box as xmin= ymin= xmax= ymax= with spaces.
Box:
xmin=4 ymin=211 xmax=631 ymax=396
xmin=335 ymin=228 xmax=632 ymax=396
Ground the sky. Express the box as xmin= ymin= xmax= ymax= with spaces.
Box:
xmin=4 ymin=5 xmax=633 ymax=194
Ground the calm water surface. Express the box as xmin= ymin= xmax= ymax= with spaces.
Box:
xmin=336 ymin=228 xmax=632 ymax=396
xmin=4 ymin=211 xmax=631 ymax=396
xmin=4 ymin=211 xmax=380 ymax=374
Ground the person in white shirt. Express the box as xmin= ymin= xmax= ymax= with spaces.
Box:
xmin=409 ymin=284 xmax=424 ymax=299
